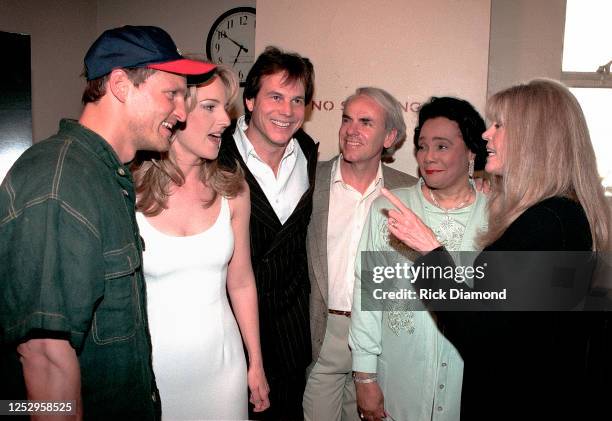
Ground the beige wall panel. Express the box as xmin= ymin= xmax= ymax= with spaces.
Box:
xmin=487 ymin=0 xmax=566 ymax=96
xmin=256 ymin=0 xmax=491 ymax=177
xmin=0 ymin=0 xmax=256 ymax=142
xmin=0 ymin=0 xmax=97 ymax=141
xmin=96 ymin=0 xmax=255 ymax=59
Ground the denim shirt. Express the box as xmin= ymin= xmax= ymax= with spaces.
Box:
xmin=0 ymin=120 xmax=159 ymax=419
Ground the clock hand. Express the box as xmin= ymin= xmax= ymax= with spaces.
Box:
xmin=232 ymin=47 xmax=244 ymax=66
xmin=217 ymin=30 xmax=249 ymax=53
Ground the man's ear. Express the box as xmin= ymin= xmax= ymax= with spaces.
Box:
xmin=245 ymin=97 xmax=255 ymax=112
xmin=384 ymin=128 xmax=398 ymax=149
xmin=108 ymin=69 xmax=131 ymax=103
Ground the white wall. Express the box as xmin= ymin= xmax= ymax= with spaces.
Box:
xmin=256 ymin=0 xmax=491 ymax=177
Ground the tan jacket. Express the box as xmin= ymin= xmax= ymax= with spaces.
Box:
xmin=306 ymin=158 xmax=417 ymax=362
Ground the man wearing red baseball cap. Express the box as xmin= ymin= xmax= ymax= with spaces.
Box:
xmin=0 ymin=25 xmax=215 ymax=420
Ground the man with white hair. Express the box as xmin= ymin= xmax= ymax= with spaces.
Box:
xmin=304 ymin=87 xmax=416 ymax=421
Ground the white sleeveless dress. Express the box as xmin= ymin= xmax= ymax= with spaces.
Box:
xmin=137 ymin=197 xmax=248 ymax=420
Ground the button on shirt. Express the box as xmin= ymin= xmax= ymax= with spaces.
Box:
xmin=233 ymin=116 xmax=308 ymax=224
xmin=327 ymin=156 xmax=384 ymax=311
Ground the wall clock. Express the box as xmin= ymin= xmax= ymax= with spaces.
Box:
xmin=206 ymin=7 xmax=256 ymax=86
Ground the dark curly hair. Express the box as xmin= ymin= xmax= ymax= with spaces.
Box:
xmin=413 ymin=96 xmax=487 ymax=170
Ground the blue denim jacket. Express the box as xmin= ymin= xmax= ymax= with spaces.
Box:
xmin=0 ymin=120 xmax=159 ymax=419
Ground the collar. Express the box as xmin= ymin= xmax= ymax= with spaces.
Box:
xmin=59 ymin=119 xmax=128 ymax=173
xmin=331 ymin=155 xmax=384 ymax=187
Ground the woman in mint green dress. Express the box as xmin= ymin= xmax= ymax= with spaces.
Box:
xmin=349 ymin=97 xmax=488 ymax=421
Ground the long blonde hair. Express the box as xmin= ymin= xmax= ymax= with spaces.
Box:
xmin=481 ymin=79 xmax=610 ymax=251
xmin=132 ymin=64 xmax=243 ymax=216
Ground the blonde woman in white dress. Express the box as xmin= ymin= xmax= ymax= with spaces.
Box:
xmin=132 ymin=63 xmax=269 ymax=420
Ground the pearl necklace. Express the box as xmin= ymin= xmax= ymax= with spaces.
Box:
xmin=428 ymin=185 xmax=474 ymax=212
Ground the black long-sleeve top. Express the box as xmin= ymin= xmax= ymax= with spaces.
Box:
xmin=419 ymin=197 xmax=611 ymax=420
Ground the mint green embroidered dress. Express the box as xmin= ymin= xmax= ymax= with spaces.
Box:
xmin=349 ymin=180 xmax=487 ymax=421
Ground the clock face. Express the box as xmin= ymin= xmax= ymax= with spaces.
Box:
xmin=206 ymin=7 xmax=256 ymax=86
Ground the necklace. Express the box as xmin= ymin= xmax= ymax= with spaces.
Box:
xmin=428 ymin=185 xmax=474 ymax=212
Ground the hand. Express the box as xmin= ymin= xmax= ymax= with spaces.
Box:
xmin=18 ymin=338 xmax=83 ymax=420
xmin=381 ymin=188 xmax=441 ymax=254
xmin=247 ymin=364 xmax=270 ymax=412
xmin=355 ymin=381 xmax=387 ymax=421
xmin=473 ymin=176 xmax=491 ymax=194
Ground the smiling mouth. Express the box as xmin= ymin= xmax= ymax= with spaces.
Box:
xmin=161 ymin=121 xmax=176 ymax=138
xmin=425 ymin=169 xmax=443 ymax=174
xmin=271 ymin=119 xmax=291 ymax=128
xmin=487 ymin=148 xmax=496 ymax=156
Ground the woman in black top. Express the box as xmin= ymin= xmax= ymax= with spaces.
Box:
xmin=381 ymin=79 xmax=611 ymax=419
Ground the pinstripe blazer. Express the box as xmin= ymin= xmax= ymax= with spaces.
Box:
xmin=218 ymin=120 xmax=319 ymax=380
xmin=307 ymin=158 xmax=417 ymax=362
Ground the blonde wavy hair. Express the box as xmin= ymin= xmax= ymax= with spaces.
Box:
xmin=480 ymin=79 xmax=610 ymax=251
xmin=132 ymin=63 xmax=243 ymax=216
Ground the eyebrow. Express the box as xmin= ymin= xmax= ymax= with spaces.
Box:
xmin=418 ymin=135 xmax=453 ymax=142
xmin=267 ymin=90 xmax=304 ymax=101
xmin=169 ymin=85 xmax=187 ymax=95
xmin=342 ymin=114 xmax=376 ymax=124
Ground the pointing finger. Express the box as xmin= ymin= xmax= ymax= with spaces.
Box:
xmin=381 ymin=188 xmax=410 ymax=214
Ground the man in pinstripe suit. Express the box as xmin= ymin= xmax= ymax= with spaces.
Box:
xmin=218 ymin=46 xmax=317 ymax=421
xmin=303 ymin=87 xmax=417 ymax=421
